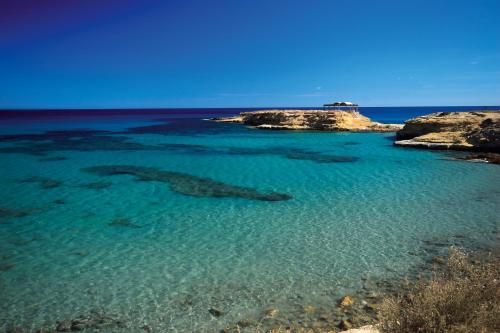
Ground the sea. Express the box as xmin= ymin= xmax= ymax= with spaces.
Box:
xmin=0 ymin=106 xmax=499 ymax=332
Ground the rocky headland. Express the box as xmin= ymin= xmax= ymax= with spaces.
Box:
xmin=395 ymin=111 xmax=500 ymax=163
xmin=212 ymin=109 xmax=403 ymax=132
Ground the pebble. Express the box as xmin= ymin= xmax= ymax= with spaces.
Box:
xmin=339 ymin=295 xmax=355 ymax=307
xmin=338 ymin=319 xmax=353 ymax=330
xmin=264 ymin=308 xmax=279 ymax=317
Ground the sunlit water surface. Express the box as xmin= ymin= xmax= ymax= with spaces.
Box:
xmin=0 ymin=108 xmax=498 ymax=332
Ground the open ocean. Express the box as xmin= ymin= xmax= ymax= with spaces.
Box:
xmin=0 ymin=107 xmax=499 ymax=332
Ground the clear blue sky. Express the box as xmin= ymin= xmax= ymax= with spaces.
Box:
xmin=1 ymin=0 xmax=499 ymax=109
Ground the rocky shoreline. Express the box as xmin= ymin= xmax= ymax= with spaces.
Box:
xmin=212 ymin=109 xmax=500 ymax=164
xmin=394 ymin=111 xmax=499 ymax=148
xmin=211 ymin=109 xmax=403 ymax=132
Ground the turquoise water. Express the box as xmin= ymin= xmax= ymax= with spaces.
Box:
xmin=0 ymin=110 xmax=499 ymax=332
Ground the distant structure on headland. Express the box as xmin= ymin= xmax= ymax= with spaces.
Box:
xmin=323 ymin=101 xmax=359 ymax=112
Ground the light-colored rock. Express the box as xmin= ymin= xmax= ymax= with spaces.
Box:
xmin=209 ymin=116 xmax=243 ymax=123
xmin=264 ymin=308 xmax=279 ymax=317
xmin=211 ymin=109 xmax=402 ymax=132
xmin=395 ymin=111 xmax=500 ymax=151
xmin=339 ymin=295 xmax=355 ymax=307
xmin=339 ymin=325 xmax=380 ymax=333
xmin=303 ymin=304 xmax=316 ymax=313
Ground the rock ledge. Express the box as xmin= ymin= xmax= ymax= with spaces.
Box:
xmin=395 ymin=111 xmax=500 ymax=152
xmin=211 ymin=109 xmax=402 ymax=132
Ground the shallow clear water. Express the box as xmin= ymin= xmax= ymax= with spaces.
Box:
xmin=0 ymin=108 xmax=499 ymax=332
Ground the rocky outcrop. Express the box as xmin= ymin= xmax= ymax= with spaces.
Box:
xmin=395 ymin=111 xmax=500 ymax=152
xmin=211 ymin=110 xmax=403 ymax=132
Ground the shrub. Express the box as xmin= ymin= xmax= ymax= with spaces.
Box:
xmin=379 ymin=248 xmax=500 ymax=333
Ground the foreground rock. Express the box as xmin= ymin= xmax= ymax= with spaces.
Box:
xmin=395 ymin=111 xmax=500 ymax=153
xmin=211 ymin=110 xmax=402 ymax=132
xmin=340 ymin=325 xmax=380 ymax=333
xmin=447 ymin=152 xmax=500 ymax=165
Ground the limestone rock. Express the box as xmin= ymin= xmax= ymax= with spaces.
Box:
xmin=395 ymin=111 xmax=500 ymax=151
xmin=264 ymin=308 xmax=279 ymax=317
xmin=211 ymin=110 xmax=402 ymax=132
xmin=304 ymin=305 xmax=316 ymax=313
xmin=339 ymin=325 xmax=380 ymax=333
xmin=339 ymin=295 xmax=355 ymax=307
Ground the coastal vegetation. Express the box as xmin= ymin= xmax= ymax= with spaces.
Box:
xmin=379 ymin=248 xmax=500 ymax=333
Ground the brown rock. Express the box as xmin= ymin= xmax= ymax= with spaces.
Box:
xmin=236 ymin=319 xmax=255 ymax=328
xmin=304 ymin=305 xmax=316 ymax=313
xmin=338 ymin=319 xmax=353 ymax=330
xmin=56 ymin=320 xmax=72 ymax=332
xmin=339 ymin=296 xmax=355 ymax=307
xmin=6 ymin=326 xmax=25 ymax=333
xmin=364 ymin=303 xmax=379 ymax=313
xmin=433 ymin=256 xmax=446 ymax=265
xmin=264 ymin=308 xmax=279 ymax=317
xmin=211 ymin=110 xmax=402 ymax=132
xmin=208 ymin=307 xmax=224 ymax=317
xmin=395 ymin=111 xmax=500 ymax=151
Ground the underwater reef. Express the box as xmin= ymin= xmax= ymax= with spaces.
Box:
xmin=0 ymin=127 xmax=359 ymax=164
xmin=83 ymin=165 xmax=292 ymax=201
xmin=20 ymin=176 xmax=62 ymax=189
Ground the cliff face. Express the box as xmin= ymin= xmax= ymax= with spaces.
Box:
xmin=212 ymin=110 xmax=402 ymax=132
xmin=395 ymin=111 xmax=500 ymax=151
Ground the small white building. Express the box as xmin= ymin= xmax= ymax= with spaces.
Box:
xmin=323 ymin=101 xmax=359 ymax=112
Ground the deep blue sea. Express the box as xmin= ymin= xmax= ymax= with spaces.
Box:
xmin=0 ymin=107 xmax=499 ymax=332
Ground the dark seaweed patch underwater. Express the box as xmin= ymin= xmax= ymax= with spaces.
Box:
xmin=0 ymin=126 xmax=359 ymax=164
xmin=83 ymin=165 xmax=292 ymax=201
xmin=20 ymin=176 xmax=62 ymax=189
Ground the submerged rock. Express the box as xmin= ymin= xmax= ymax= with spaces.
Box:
xmin=0 ymin=262 xmax=15 ymax=271
xmin=303 ymin=305 xmax=316 ymax=313
xmin=395 ymin=111 xmax=500 ymax=151
xmin=446 ymin=152 xmax=500 ymax=164
xmin=339 ymin=295 xmax=355 ymax=307
xmin=264 ymin=308 xmax=279 ymax=317
xmin=211 ymin=110 xmax=403 ymax=132
xmin=77 ymin=181 xmax=113 ymax=190
xmin=20 ymin=176 xmax=62 ymax=189
xmin=83 ymin=165 xmax=292 ymax=202
xmin=0 ymin=207 xmax=30 ymax=218
xmin=6 ymin=326 xmax=25 ymax=333
xmin=56 ymin=320 xmax=72 ymax=331
xmin=47 ymin=312 xmax=126 ymax=332
xmin=339 ymin=319 xmax=353 ymax=330
xmin=108 ymin=218 xmax=142 ymax=229
xmin=38 ymin=156 xmax=68 ymax=162
xmin=208 ymin=307 xmax=224 ymax=317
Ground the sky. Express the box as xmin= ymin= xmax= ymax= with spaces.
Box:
xmin=0 ymin=0 xmax=499 ymax=109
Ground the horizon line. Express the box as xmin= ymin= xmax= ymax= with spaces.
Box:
xmin=1 ymin=105 xmax=499 ymax=111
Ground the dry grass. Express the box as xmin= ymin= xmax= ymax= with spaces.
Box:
xmin=379 ymin=248 xmax=500 ymax=333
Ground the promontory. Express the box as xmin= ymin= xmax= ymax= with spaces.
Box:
xmin=211 ymin=109 xmax=403 ymax=132
xmin=395 ymin=111 xmax=500 ymax=151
